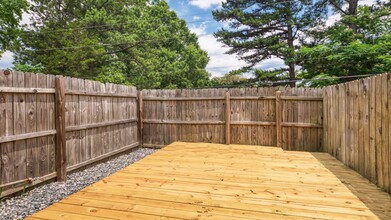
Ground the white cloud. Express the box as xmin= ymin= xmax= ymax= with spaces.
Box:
xmin=189 ymin=0 xmax=225 ymax=10
xmin=197 ymin=34 xmax=244 ymax=77
xmin=193 ymin=16 xmax=201 ymax=20
xmin=189 ymin=22 xmax=207 ymax=36
xmin=21 ymin=12 xmax=31 ymax=25
xmin=0 ymin=51 xmax=14 ymax=69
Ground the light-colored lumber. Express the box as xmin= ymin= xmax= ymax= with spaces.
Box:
xmin=0 ymin=87 xmax=55 ymax=94
xmin=28 ymin=142 xmax=386 ymax=220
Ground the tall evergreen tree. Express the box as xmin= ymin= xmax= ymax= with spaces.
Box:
xmin=213 ymin=0 xmax=325 ymax=87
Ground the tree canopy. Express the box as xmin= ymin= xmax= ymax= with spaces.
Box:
xmin=0 ymin=0 xmax=28 ymax=57
xmin=212 ymin=0 xmax=390 ymax=87
xmin=14 ymin=0 xmax=211 ymax=89
xmin=212 ymin=0 xmax=326 ymax=87
xmin=297 ymin=4 xmax=391 ymax=87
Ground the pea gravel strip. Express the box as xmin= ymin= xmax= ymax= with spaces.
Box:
xmin=0 ymin=148 xmax=157 ymax=220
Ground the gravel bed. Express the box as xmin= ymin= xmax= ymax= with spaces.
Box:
xmin=0 ymin=148 xmax=157 ymax=220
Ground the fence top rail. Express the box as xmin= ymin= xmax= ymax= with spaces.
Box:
xmin=65 ymin=89 xmax=137 ymax=98
xmin=141 ymin=95 xmax=323 ymax=101
xmin=0 ymin=87 xmax=55 ymax=94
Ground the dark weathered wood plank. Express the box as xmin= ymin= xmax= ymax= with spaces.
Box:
xmin=13 ymin=71 xmax=27 ymax=185
xmin=0 ymin=70 xmax=14 ymax=189
xmin=276 ymin=91 xmax=282 ymax=148
xmin=55 ymin=77 xmax=66 ymax=182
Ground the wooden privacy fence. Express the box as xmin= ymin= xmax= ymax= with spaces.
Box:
xmin=2 ymin=69 xmax=391 ymax=196
xmin=0 ymin=70 xmax=139 ymax=197
xmin=324 ymin=73 xmax=391 ymax=193
xmin=140 ymin=87 xmax=323 ymax=151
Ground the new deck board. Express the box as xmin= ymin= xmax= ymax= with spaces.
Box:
xmin=27 ymin=142 xmax=389 ymax=220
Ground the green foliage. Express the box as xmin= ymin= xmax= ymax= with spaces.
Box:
xmin=212 ymin=0 xmax=326 ymax=86
xmin=13 ymin=63 xmax=45 ymax=73
xmin=0 ymin=0 xmax=28 ymax=56
xmin=211 ymin=74 xmax=252 ymax=87
xmin=14 ymin=0 xmax=210 ymax=89
xmin=297 ymin=5 xmax=391 ymax=87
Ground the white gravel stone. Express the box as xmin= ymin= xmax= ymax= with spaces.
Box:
xmin=0 ymin=148 xmax=156 ymax=220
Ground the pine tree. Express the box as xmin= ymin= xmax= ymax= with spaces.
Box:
xmin=213 ymin=0 xmax=325 ymax=87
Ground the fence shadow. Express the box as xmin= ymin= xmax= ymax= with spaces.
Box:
xmin=310 ymin=152 xmax=391 ymax=220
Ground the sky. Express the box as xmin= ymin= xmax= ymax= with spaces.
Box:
xmin=0 ymin=0 xmax=380 ymax=78
xmin=0 ymin=0 xmax=285 ymax=78
xmin=167 ymin=0 xmax=286 ymax=78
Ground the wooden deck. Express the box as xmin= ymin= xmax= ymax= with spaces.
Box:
xmin=27 ymin=142 xmax=391 ymax=220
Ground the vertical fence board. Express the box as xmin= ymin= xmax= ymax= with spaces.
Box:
xmin=388 ymin=73 xmax=391 ymax=193
xmin=47 ymin=74 xmax=56 ymax=174
xmin=324 ymin=73 xmax=391 ymax=193
xmin=37 ymin=74 xmax=48 ymax=177
xmin=25 ymin=72 xmax=38 ymax=178
xmin=369 ymin=76 xmax=377 ymax=183
xmin=0 ymin=70 xmax=14 ymax=189
xmin=276 ymin=91 xmax=281 ymax=148
xmin=375 ymin=76 xmax=383 ymax=186
xmin=55 ymin=77 xmax=66 ymax=181
xmin=381 ymin=74 xmax=389 ymax=190
xmin=13 ymin=72 xmax=27 ymax=183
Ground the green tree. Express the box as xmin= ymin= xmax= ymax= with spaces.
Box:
xmin=0 ymin=0 xmax=28 ymax=57
xmin=211 ymin=74 xmax=252 ymax=87
xmin=213 ymin=0 xmax=325 ymax=87
xmin=14 ymin=0 xmax=210 ymax=89
xmin=297 ymin=5 xmax=391 ymax=87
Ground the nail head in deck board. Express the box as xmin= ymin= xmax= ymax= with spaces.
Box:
xmin=55 ymin=77 xmax=66 ymax=182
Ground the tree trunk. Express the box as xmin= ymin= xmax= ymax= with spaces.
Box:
xmin=288 ymin=63 xmax=295 ymax=87
xmin=347 ymin=0 xmax=358 ymax=15
xmin=287 ymin=24 xmax=295 ymax=87
xmin=347 ymin=0 xmax=359 ymax=33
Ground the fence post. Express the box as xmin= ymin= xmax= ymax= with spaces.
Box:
xmin=138 ymin=90 xmax=143 ymax=147
xmin=55 ymin=76 xmax=66 ymax=181
xmin=225 ymin=90 xmax=231 ymax=145
xmin=276 ymin=91 xmax=282 ymax=149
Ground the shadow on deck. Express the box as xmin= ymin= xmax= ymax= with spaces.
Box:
xmin=311 ymin=152 xmax=391 ymax=219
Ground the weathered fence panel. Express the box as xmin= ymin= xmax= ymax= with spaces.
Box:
xmin=324 ymin=73 xmax=391 ymax=193
xmin=280 ymin=87 xmax=323 ymax=152
xmin=142 ymin=89 xmax=227 ymax=146
xmin=141 ymin=87 xmax=323 ymax=150
xmin=0 ymin=71 xmax=139 ymax=197
xmin=3 ymin=69 xmax=391 ymax=197
xmin=0 ymin=70 xmax=56 ymax=195
xmin=63 ymin=77 xmax=139 ymax=173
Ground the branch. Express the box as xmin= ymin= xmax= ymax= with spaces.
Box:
xmin=328 ymin=0 xmax=347 ymax=15
xmin=97 ymin=0 xmax=109 ymax=10
xmin=105 ymin=40 xmax=155 ymax=55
